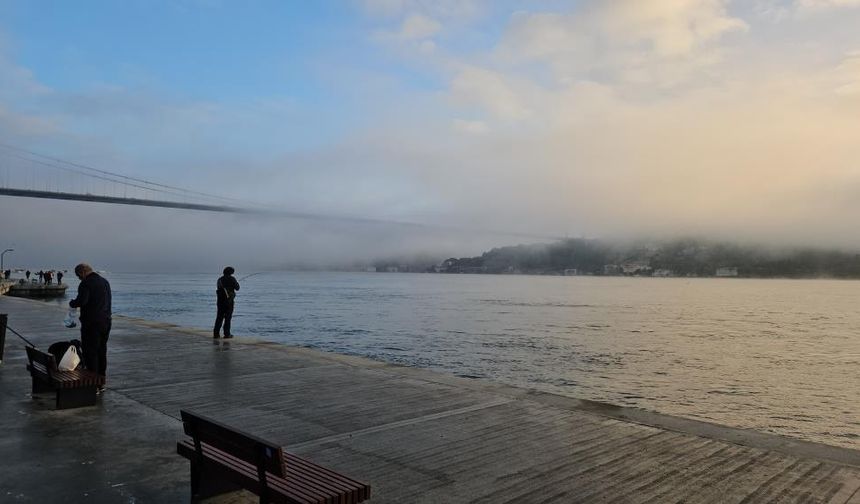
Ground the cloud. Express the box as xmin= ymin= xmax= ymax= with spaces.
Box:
xmin=452 ymin=118 xmax=488 ymax=134
xmin=597 ymin=0 xmax=747 ymax=57
xmin=363 ymin=0 xmax=486 ymax=54
xmin=0 ymin=43 xmax=59 ymax=142
xmin=796 ymin=0 xmax=860 ymax=9
xmin=359 ymin=0 xmax=484 ymax=20
xmin=498 ymin=0 xmax=747 ymax=90
xmin=373 ymin=12 xmax=442 ymax=50
xmin=751 ymin=0 xmax=793 ymax=21
xmin=830 ymin=51 xmax=860 ymax=95
xmin=419 ymin=40 xmax=436 ymax=54
xmin=364 ymin=1 xmax=860 ymax=247
xmin=504 ymin=1 xmax=747 ymax=58
xmin=0 ymin=105 xmax=57 ymax=137
xmin=756 ymin=0 xmax=860 ymax=20
xmin=0 ymin=49 xmax=52 ymax=102
xmin=398 ymin=13 xmax=441 ymax=40
xmin=450 ymin=66 xmax=534 ymax=121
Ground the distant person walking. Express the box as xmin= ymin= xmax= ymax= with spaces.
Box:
xmin=57 ymin=271 xmax=63 ymax=285
xmin=25 ymin=270 xmax=30 ymax=280
xmin=38 ymin=270 xmax=44 ymax=283
xmin=213 ymin=266 xmax=240 ymax=339
xmin=69 ymin=263 xmax=112 ymax=394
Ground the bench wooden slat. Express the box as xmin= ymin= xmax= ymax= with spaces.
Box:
xmin=179 ymin=439 xmax=369 ymax=504
xmin=179 ymin=440 xmax=368 ymax=504
xmin=177 ymin=410 xmax=370 ymax=504
xmin=285 ymin=452 xmax=369 ymax=501
xmin=52 ymin=370 xmax=104 ymax=387
xmin=27 ymin=356 xmax=104 ymax=387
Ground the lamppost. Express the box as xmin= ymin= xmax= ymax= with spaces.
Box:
xmin=1 ymin=249 xmax=13 ymax=272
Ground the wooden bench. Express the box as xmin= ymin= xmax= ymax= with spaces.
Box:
xmin=25 ymin=346 xmax=104 ymax=409
xmin=176 ymin=409 xmax=371 ymax=504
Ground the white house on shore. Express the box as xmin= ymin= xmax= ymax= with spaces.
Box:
xmin=621 ymin=261 xmax=651 ymax=275
xmin=716 ymin=267 xmax=738 ymax=277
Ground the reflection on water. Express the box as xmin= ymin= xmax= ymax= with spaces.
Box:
xmin=99 ymin=272 xmax=858 ymax=449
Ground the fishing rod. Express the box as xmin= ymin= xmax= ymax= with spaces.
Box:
xmin=237 ymin=272 xmax=265 ymax=282
xmin=6 ymin=325 xmax=37 ymax=348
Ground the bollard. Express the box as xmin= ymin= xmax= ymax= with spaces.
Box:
xmin=0 ymin=313 xmax=6 ymax=364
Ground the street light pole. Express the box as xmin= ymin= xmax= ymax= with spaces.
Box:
xmin=1 ymin=249 xmax=13 ymax=272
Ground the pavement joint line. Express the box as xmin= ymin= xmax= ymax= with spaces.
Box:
xmin=114 ymin=364 xmax=345 ymax=394
xmin=289 ymin=398 xmax=515 ymax=451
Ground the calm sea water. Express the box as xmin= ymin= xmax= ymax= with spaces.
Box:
xmin=66 ymin=272 xmax=860 ymax=449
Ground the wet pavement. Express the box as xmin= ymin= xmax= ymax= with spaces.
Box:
xmin=1 ymin=296 xmax=858 ymax=503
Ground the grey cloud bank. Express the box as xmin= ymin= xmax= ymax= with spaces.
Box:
xmin=0 ymin=197 xmax=509 ymax=272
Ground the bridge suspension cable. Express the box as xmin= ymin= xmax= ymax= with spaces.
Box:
xmin=0 ymin=143 xmax=562 ymax=241
xmin=0 ymin=143 xmax=265 ymax=207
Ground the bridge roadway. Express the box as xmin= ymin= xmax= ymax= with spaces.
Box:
xmin=1 ymin=295 xmax=859 ymax=503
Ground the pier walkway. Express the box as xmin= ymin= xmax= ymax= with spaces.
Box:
xmin=1 ymin=296 xmax=859 ymax=503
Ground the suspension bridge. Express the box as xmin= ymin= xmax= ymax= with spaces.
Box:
xmin=0 ymin=144 xmax=403 ymax=226
xmin=0 ymin=143 xmax=560 ymax=240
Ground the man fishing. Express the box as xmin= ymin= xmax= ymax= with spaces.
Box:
xmin=213 ymin=266 xmax=240 ymax=339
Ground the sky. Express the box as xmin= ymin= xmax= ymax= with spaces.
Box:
xmin=1 ymin=0 xmax=860 ymax=271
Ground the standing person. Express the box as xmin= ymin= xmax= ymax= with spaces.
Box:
xmin=69 ymin=263 xmax=112 ymax=394
xmin=213 ymin=266 xmax=240 ymax=339
xmin=3 ymin=269 xmax=9 ymax=280
xmin=25 ymin=270 xmax=30 ymax=280
xmin=57 ymin=271 xmax=64 ymax=285
xmin=45 ymin=270 xmax=52 ymax=285
xmin=38 ymin=270 xmax=44 ymax=283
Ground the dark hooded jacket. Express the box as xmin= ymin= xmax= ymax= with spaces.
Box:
xmin=216 ymin=275 xmax=240 ymax=304
xmin=69 ymin=272 xmax=112 ymax=326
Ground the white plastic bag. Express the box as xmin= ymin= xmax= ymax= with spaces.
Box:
xmin=58 ymin=345 xmax=81 ymax=371
xmin=63 ymin=310 xmax=77 ymax=328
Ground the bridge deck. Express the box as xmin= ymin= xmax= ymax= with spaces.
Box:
xmin=0 ymin=295 xmax=858 ymax=503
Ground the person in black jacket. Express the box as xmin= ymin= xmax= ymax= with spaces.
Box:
xmin=69 ymin=263 xmax=111 ymax=393
xmin=214 ymin=266 xmax=240 ymax=339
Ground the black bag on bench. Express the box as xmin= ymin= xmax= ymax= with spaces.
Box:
xmin=47 ymin=340 xmax=84 ymax=371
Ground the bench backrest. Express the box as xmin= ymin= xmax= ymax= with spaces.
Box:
xmin=180 ymin=409 xmax=286 ymax=478
xmin=26 ymin=346 xmax=57 ymax=375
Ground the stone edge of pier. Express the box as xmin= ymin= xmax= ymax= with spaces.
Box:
xmin=109 ymin=310 xmax=860 ymax=470
xmin=3 ymin=295 xmax=858 ymax=471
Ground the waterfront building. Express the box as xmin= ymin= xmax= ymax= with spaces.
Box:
xmin=716 ymin=266 xmax=739 ymax=277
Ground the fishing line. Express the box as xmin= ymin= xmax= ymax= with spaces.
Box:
xmin=6 ymin=325 xmax=37 ymax=348
xmin=237 ymin=272 xmax=265 ymax=282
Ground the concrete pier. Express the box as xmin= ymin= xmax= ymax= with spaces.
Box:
xmin=1 ymin=295 xmax=859 ymax=503
xmin=5 ymin=281 xmax=67 ymax=298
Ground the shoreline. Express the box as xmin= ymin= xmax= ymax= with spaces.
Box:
xmin=2 ymin=295 xmax=860 ymax=502
xmin=113 ymin=311 xmax=860 ymax=469
xmin=10 ymin=289 xmax=859 ymax=455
